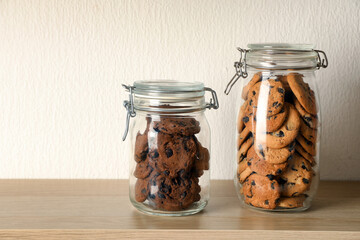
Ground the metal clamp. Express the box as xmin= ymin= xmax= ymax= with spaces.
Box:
xmin=204 ymin=87 xmax=219 ymax=110
xmin=315 ymin=50 xmax=328 ymax=69
xmin=122 ymin=84 xmax=136 ymax=141
xmin=224 ymin=47 xmax=249 ymax=95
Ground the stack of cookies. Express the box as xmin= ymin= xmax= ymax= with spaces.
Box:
xmin=237 ymin=72 xmax=318 ymax=210
xmin=134 ymin=116 xmax=209 ymax=211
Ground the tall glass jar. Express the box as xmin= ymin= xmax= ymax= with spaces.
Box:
xmin=225 ymin=44 xmax=328 ymax=211
xmin=122 ymin=80 xmax=218 ymax=216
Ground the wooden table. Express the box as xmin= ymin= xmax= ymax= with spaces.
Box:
xmin=0 ymin=180 xmax=359 ymax=239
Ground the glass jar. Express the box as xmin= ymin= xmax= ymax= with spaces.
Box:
xmin=225 ymin=44 xmax=328 ymax=211
xmin=122 ymin=80 xmax=219 ymax=216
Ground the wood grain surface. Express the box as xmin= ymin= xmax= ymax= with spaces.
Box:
xmin=0 ymin=180 xmax=359 ymax=239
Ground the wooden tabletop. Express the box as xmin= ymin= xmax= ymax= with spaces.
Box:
xmin=0 ymin=180 xmax=359 ymax=239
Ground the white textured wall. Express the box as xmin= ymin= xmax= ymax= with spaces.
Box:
xmin=0 ymin=0 xmax=359 ymax=180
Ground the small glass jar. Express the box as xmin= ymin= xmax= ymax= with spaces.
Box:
xmin=225 ymin=44 xmax=328 ymax=211
xmin=122 ymin=80 xmax=218 ymax=216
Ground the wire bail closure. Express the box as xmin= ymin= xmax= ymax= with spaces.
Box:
xmin=224 ymin=47 xmax=248 ymax=95
xmin=122 ymin=84 xmax=136 ymax=141
xmin=205 ymin=87 xmax=219 ymax=110
xmin=315 ymin=50 xmax=328 ymax=69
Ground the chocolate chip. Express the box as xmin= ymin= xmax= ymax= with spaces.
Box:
xmin=172 ymin=178 xmax=180 ymax=185
xmin=305 ymin=138 xmax=313 ymax=145
xmin=249 ymin=99 xmax=253 ymax=106
xmin=153 ymin=127 xmax=160 ymax=132
xmin=276 ymin=169 xmax=282 ymax=175
xmin=273 ymin=101 xmax=279 ymax=107
xmin=165 ymin=148 xmax=173 ymax=158
xmin=150 ymin=150 xmax=159 ymax=159
xmin=247 ymin=161 xmax=252 ymax=166
xmin=289 ymin=142 xmax=295 ymax=151
xmin=302 ymin=178 xmax=309 ymax=184
xmin=265 ymin=200 xmax=269 ymax=205
xmin=291 ymin=167 xmax=298 ymax=171
xmin=301 ymin=162 xmax=309 ymax=171
xmin=276 ymin=130 xmax=285 ymax=137
xmin=304 ymin=116 xmax=312 ymax=123
xmin=278 ymin=177 xmax=287 ymax=185
xmin=163 ymin=170 xmax=170 ymax=176
xmin=181 ymin=191 xmax=187 ymax=199
xmin=278 ymin=88 xmax=285 ymax=94
xmin=267 ymin=174 xmax=275 ymax=180
xmin=161 ymin=182 xmax=171 ymax=194
xmin=140 ymin=151 xmax=148 ymax=161
xmin=271 ymin=182 xmax=275 ymax=189
xmin=149 ymin=194 xmax=156 ymax=199
xmin=158 ymin=193 xmax=166 ymax=199
xmin=252 ymin=91 xmax=256 ymax=96
xmin=243 ymin=116 xmax=249 ymax=123
xmin=246 ymin=195 xmax=253 ymax=199
xmin=251 ymin=180 xmax=256 ymax=186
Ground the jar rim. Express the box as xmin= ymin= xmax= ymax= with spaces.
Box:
xmin=246 ymin=43 xmax=319 ymax=70
xmin=134 ymin=80 xmax=204 ymax=95
xmin=247 ymin=43 xmax=315 ymax=51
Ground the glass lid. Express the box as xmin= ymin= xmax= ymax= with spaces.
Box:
xmin=130 ymin=80 xmax=210 ymax=113
xmin=133 ymin=80 xmax=205 ymax=99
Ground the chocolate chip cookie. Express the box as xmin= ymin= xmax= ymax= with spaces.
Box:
xmin=242 ymin=72 xmax=262 ymax=99
xmin=134 ymin=158 xmax=153 ymax=179
xmin=237 ymin=100 xmax=248 ymax=133
xmin=279 ymin=153 xmax=313 ymax=197
xmin=237 ymin=126 xmax=251 ymax=150
xmin=300 ymin=118 xmax=317 ymax=143
xmin=278 ymin=195 xmax=307 ymax=209
xmin=134 ymin=131 xmax=149 ymax=163
xmin=152 ymin=117 xmax=201 ymax=136
xmin=148 ymin=173 xmax=201 ymax=211
xmin=260 ymin=103 xmax=301 ymax=149
xmin=194 ymin=138 xmax=210 ymax=171
xmin=244 ymin=104 xmax=288 ymax=133
xmin=237 ymin=136 xmax=253 ymax=163
xmin=242 ymin=174 xmax=281 ymax=209
xmin=294 ymin=98 xmax=318 ymax=129
xmin=287 ymin=73 xmax=317 ymax=115
xmin=246 ymin=79 xmax=285 ymax=116
xmin=247 ymin=145 xmax=288 ymax=177
xmin=135 ymin=178 xmax=149 ymax=202
xmin=295 ymin=143 xmax=316 ymax=166
xmin=254 ymin=141 xmax=295 ymax=164
xmin=296 ymin=134 xmax=316 ymax=156
xmin=148 ymin=133 xmax=197 ymax=177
